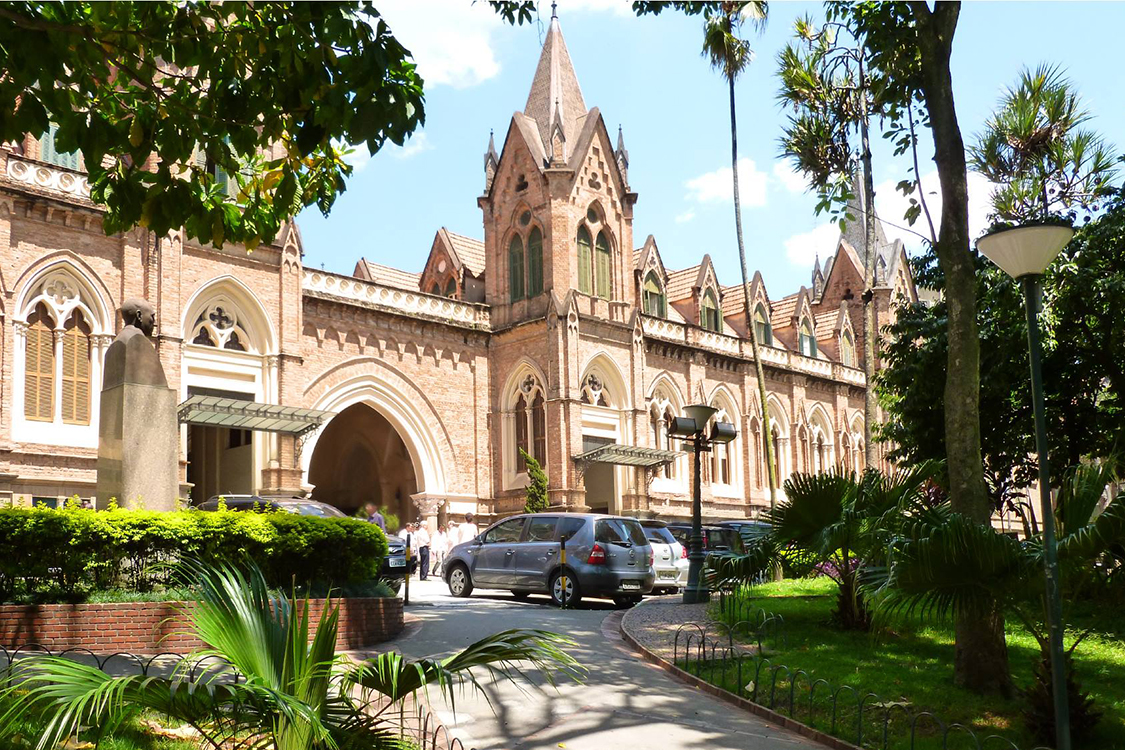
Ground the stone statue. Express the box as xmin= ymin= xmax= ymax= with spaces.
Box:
xmin=96 ymin=298 xmax=178 ymax=511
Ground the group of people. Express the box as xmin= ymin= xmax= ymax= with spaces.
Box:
xmin=363 ymin=505 xmax=479 ymax=581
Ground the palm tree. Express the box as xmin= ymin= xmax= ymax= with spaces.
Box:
xmin=715 ymin=462 xmax=939 ymax=629
xmin=701 ymin=1 xmax=775 ymax=516
xmin=865 ymin=463 xmax=1125 ymax=743
xmin=1 ymin=560 xmax=583 ymax=750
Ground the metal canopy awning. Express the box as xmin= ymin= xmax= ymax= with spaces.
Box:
xmin=177 ymin=395 xmax=334 ymax=437
xmin=572 ymin=444 xmax=682 ymax=468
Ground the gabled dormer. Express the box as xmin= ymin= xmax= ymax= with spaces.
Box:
xmin=418 ymin=228 xmax=486 ymax=303
xmin=814 ymin=301 xmax=857 ymax=366
xmin=666 ymin=255 xmax=723 ymax=333
xmin=772 ymin=286 xmax=818 ymax=357
xmin=634 ymin=235 xmax=668 ymax=318
xmin=721 ymin=270 xmax=773 ymax=344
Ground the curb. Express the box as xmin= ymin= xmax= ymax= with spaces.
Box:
xmin=618 ymin=605 xmax=863 ymax=750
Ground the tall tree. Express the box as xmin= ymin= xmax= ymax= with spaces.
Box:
xmin=698 ymin=1 xmax=777 ymax=518
xmin=777 ymin=14 xmax=884 ymax=470
xmin=0 ymin=2 xmax=424 ymax=248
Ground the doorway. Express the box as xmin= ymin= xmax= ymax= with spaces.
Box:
xmin=582 ymin=436 xmax=616 ymax=514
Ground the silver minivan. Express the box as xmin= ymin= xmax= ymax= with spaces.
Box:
xmin=442 ymin=513 xmax=655 ymax=607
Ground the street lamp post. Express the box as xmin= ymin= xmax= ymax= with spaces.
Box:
xmin=669 ymin=404 xmax=737 ymax=605
xmin=977 ymin=223 xmax=1074 ymax=750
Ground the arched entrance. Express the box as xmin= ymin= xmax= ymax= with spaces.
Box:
xmin=307 ymin=403 xmax=418 ymax=524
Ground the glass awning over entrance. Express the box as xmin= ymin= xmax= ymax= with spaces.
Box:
xmin=177 ymin=395 xmax=334 ymax=437
xmin=572 ymin=444 xmax=682 ymax=468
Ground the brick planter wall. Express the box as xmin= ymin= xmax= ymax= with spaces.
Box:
xmin=0 ymin=597 xmax=403 ymax=652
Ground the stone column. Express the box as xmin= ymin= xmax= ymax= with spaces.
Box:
xmin=411 ymin=494 xmax=443 ymax=535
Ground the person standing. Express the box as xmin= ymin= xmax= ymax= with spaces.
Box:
xmin=414 ymin=522 xmax=431 ymax=581
xmin=457 ymin=513 xmax=479 ymax=545
xmin=364 ymin=503 xmax=386 ymax=532
xmin=431 ymin=524 xmax=448 ymax=576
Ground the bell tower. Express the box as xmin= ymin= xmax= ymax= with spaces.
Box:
xmin=478 ymin=8 xmax=636 ymax=328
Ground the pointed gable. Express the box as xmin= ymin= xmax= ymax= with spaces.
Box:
xmin=353 ymin=259 xmax=421 ymax=292
xmin=635 ymin=234 xmax=667 ymax=281
xmin=524 ymin=13 xmax=587 ymax=157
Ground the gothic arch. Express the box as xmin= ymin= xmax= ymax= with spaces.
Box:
xmin=14 ymin=255 xmax=113 ymax=333
xmin=182 ymin=275 xmax=277 ymax=355
xmin=579 ymin=351 xmax=628 ymax=409
xmin=301 ymin=358 xmax=458 ymax=498
xmin=646 ymin=371 xmax=685 ymax=409
xmin=500 ymin=358 xmax=549 ymax=407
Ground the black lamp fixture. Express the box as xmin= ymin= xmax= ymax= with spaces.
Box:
xmin=667 ymin=403 xmax=737 ymax=604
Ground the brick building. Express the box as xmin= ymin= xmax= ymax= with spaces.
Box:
xmin=0 ymin=16 xmax=915 ymax=526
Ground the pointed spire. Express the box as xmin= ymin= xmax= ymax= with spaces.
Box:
xmin=524 ymin=11 xmax=587 ymax=157
xmin=483 ymin=129 xmax=499 ymax=192
xmin=615 ymin=124 xmax=629 ymax=183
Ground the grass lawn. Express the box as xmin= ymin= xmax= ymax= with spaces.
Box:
xmin=3 ymin=709 xmax=200 ymax=750
xmin=696 ymin=577 xmax=1125 ymax=750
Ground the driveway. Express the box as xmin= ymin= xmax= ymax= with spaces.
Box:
xmin=368 ymin=579 xmax=818 ymax=750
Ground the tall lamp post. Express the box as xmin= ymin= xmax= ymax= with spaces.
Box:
xmin=977 ymin=223 xmax=1073 ymax=750
xmin=669 ymin=404 xmax=737 ymax=605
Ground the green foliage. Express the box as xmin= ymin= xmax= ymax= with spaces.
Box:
xmin=0 ymin=2 xmax=424 ymax=248
xmin=970 ymin=64 xmax=1118 ymax=224
xmin=879 ymin=196 xmax=1125 ymax=511
xmin=520 ymin=448 xmax=550 ymax=514
xmin=0 ymin=506 xmax=387 ymax=603
xmin=0 ymin=559 xmax=583 ymax=750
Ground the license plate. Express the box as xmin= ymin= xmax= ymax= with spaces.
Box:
xmin=389 ymin=558 xmax=405 ymax=568
xmin=620 ymin=580 xmax=641 ymax=590
xmin=658 ymin=571 xmax=677 ymax=579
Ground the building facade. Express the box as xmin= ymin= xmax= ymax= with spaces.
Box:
xmin=0 ymin=17 xmax=916 ymax=526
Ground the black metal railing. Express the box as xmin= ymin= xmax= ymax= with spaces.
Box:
xmin=670 ymin=619 xmax=1051 ymax=750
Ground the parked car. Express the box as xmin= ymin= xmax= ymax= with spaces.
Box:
xmin=664 ymin=523 xmax=745 ymax=556
xmin=380 ymin=536 xmax=417 ymax=592
xmin=442 ymin=513 xmax=655 ymax=607
xmin=638 ymin=519 xmax=687 ymax=594
xmin=716 ymin=519 xmax=771 ymax=547
xmin=194 ymin=494 xmax=348 ymax=517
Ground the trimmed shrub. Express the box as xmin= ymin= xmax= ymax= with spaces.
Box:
xmin=0 ymin=506 xmax=387 ymax=603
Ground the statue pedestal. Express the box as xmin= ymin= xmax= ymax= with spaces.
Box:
xmin=96 ymin=382 xmax=179 ymax=511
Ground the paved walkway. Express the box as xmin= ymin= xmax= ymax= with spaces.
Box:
xmin=358 ymin=579 xmax=819 ymax=750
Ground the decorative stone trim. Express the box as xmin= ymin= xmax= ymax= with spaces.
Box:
xmin=6 ymin=156 xmax=91 ymax=199
xmin=0 ymin=597 xmax=404 ymax=653
xmin=303 ymin=270 xmax=491 ymax=330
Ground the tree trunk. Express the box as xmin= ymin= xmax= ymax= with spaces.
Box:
xmin=858 ymin=71 xmax=879 ymax=471
xmin=728 ymin=72 xmax=778 ymax=523
xmin=908 ymin=0 xmax=1012 ymax=695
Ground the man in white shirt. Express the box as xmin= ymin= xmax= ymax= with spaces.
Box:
xmin=414 ymin=522 xmax=431 ymax=580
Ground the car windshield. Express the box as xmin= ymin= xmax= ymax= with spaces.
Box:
xmin=706 ymin=528 xmax=740 ymax=551
xmin=596 ymin=519 xmax=647 ymax=546
xmin=644 ymin=527 xmax=677 ymax=546
xmin=281 ymin=502 xmax=346 ymax=517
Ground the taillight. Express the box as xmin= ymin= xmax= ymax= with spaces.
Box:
xmin=680 ymin=545 xmax=687 ymax=559
xmin=648 ymin=549 xmax=654 ymax=567
xmin=587 ymin=543 xmax=606 ymax=565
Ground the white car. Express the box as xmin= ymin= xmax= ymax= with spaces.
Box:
xmin=640 ymin=520 xmax=688 ymax=595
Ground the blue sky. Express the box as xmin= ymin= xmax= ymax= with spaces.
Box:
xmin=297 ymin=1 xmax=1125 ymax=297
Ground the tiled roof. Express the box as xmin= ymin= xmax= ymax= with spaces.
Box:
xmin=356 ymin=259 xmax=421 ymax=292
xmin=720 ymin=283 xmax=756 ymax=317
xmin=524 ymin=16 xmax=587 ymax=155
xmin=814 ymin=310 xmax=840 ymax=334
xmin=445 ymin=231 xmax=486 ymax=276
xmin=633 ymin=248 xmax=642 ymax=269
xmin=665 ymin=265 xmax=700 ymax=302
xmin=770 ymin=293 xmax=799 ymax=328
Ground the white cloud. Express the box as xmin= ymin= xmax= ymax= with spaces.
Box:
xmin=684 ymin=158 xmax=768 ymax=208
xmin=783 ymin=224 xmax=839 ymax=266
xmin=772 ymin=161 xmax=808 ymax=194
xmin=874 ymin=170 xmax=995 ymax=249
xmin=393 ymin=132 xmax=432 ymax=160
xmin=339 ymin=142 xmax=372 ymax=173
xmin=674 ymin=210 xmax=696 ymax=224
xmin=374 ymin=1 xmax=502 ymax=89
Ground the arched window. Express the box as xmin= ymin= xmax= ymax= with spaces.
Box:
xmin=840 ymin=330 xmax=856 ymax=367
xmin=650 ymin=396 xmax=679 ymax=481
xmin=594 ymin=231 xmax=611 ymax=299
xmin=444 ymin=277 xmax=457 ymax=298
xmin=527 ymin=227 xmax=543 ymax=297
xmin=511 ymin=373 xmax=546 ymax=476
xmin=700 ymin=289 xmax=721 ymax=332
xmin=799 ymin=319 xmax=818 ymax=357
xmin=430 ymin=282 xmax=441 ymax=296
xmin=24 ymin=303 xmax=55 ymax=422
xmin=711 ymin=410 xmax=733 ymax=486
xmin=508 ymin=235 xmax=525 ymax=302
xmin=577 ymin=226 xmax=593 ymax=295
xmin=643 ymin=271 xmax=666 ymax=317
xmin=753 ymin=303 xmax=773 ymax=346
xmin=190 ymin=303 xmax=255 ymax=353
xmin=770 ymin=423 xmax=783 ymax=482
xmin=61 ymin=311 xmax=92 ymax=424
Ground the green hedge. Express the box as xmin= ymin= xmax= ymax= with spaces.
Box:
xmin=0 ymin=506 xmax=388 ymax=603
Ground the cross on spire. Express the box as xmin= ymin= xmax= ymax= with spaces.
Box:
xmin=551 ymin=1 xmax=557 ymax=19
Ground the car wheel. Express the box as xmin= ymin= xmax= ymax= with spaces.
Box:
xmin=510 ymin=590 xmax=530 ymax=600
xmin=447 ymin=564 xmax=473 ymax=598
xmin=549 ymin=570 xmax=581 ymax=607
